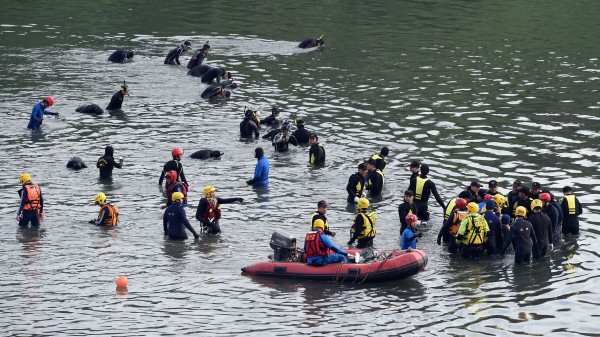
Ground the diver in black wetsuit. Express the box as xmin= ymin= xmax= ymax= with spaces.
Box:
xmin=271 ymin=123 xmax=298 ymax=152
xmin=75 ymin=104 xmax=103 ymax=114
xmin=201 ymin=85 xmax=231 ymax=100
xmin=187 ymin=42 xmax=210 ymax=69
xmin=108 ymin=50 xmax=134 ymax=63
xmin=190 ymin=150 xmax=223 ymax=159
xmin=201 ymin=67 xmax=231 ymax=84
xmin=97 ymin=145 xmax=123 ymax=179
xmin=188 ymin=64 xmax=211 ymax=77
xmin=67 ymin=157 xmax=87 ymax=170
xmin=106 ymin=83 xmax=129 ymax=111
xmin=164 ymin=41 xmax=191 ymax=65
xmin=159 ymin=148 xmax=188 ymax=187
xmin=292 ymin=118 xmax=311 ymax=144
xmin=298 ymin=36 xmax=325 ymax=49
xmin=260 ymin=106 xmax=281 ymax=127
xmin=501 ymin=206 xmax=538 ymax=264
xmin=240 ymin=109 xmax=260 ymax=138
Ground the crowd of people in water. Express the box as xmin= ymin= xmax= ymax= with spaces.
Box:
xmin=19 ymin=34 xmax=583 ymax=267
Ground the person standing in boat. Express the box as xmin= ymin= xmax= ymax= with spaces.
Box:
xmin=347 ymin=198 xmax=376 ymax=248
xmin=401 ymin=214 xmax=422 ymax=250
xmin=305 ymin=219 xmax=348 ymax=266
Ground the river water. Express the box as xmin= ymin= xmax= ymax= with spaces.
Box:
xmin=1 ymin=0 xmax=599 ymax=336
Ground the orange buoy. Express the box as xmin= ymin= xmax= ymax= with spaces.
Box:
xmin=116 ymin=276 xmax=128 ymax=288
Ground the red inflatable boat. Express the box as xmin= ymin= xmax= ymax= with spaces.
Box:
xmin=242 ymin=248 xmax=428 ymax=283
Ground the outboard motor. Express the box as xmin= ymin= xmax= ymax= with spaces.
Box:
xmin=269 ymin=231 xmax=297 ymax=262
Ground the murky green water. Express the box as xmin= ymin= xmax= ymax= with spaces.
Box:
xmin=1 ymin=0 xmax=599 ymax=336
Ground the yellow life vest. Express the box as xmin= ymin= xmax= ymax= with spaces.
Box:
xmin=449 ymin=210 xmax=468 ymax=237
xmin=564 ymin=195 xmax=577 ymax=215
xmin=356 ymin=211 xmax=376 ymax=239
xmin=368 ymin=169 xmax=385 ymax=187
xmin=459 ymin=214 xmax=488 ymax=245
xmin=310 ymin=212 xmax=329 ymax=232
xmin=310 ymin=145 xmax=325 ymax=164
xmin=415 ymin=177 xmax=429 ymax=201
xmin=371 ymin=154 xmax=386 ymax=173
xmin=444 ymin=198 xmax=456 ymax=221
xmin=99 ymin=204 xmax=119 ymax=226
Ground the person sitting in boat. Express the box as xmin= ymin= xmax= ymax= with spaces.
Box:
xmin=305 ymin=219 xmax=348 ymax=266
xmin=195 ymin=185 xmax=243 ymax=235
xmin=348 ymin=198 xmax=376 ymax=248
xmin=455 ymin=202 xmax=490 ymax=258
xmin=401 ymin=214 xmax=422 ymax=250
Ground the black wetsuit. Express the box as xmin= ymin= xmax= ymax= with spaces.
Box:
xmin=108 ymin=50 xmax=131 ymax=63
xmin=408 ymin=175 xmax=445 ymax=222
xmin=164 ymin=203 xmax=198 ymax=240
xmin=260 ymin=115 xmax=279 ymax=127
xmin=201 ymin=68 xmax=226 ymax=84
xmin=502 ymin=218 xmax=538 ymax=264
xmin=437 ymin=213 xmax=460 ymax=253
xmin=96 ymin=146 xmax=122 ymax=179
xmin=272 ymin=133 xmax=298 ymax=152
xmin=17 ymin=184 xmax=44 ymax=227
xmin=106 ymin=90 xmax=125 ymax=110
xmin=483 ymin=210 xmax=503 ymax=255
xmin=262 ymin=129 xmax=281 ymax=141
xmin=188 ymin=64 xmax=211 ymax=77
xmin=187 ymin=49 xmax=208 ymax=69
xmin=190 ymin=150 xmax=222 ymax=159
xmin=349 ymin=212 xmax=374 ymax=249
xmin=562 ymin=195 xmax=582 ymax=235
xmin=308 ymin=143 xmax=325 ymax=165
xmin=164 ymin=45 xmax=186 ymax=65
xmin=346 ymin=172 xmax=365 ymax=204
xmin=462 ymin=189 xmax=478 ymax=203
xmin=76 ymin=104 xmax=103 ymax=114
xmin=195 ymin=197 xmax=242 ymax=235
xmin=506 ymin=190 xmax=520 ymax=216
xmin=366 ymin=169 xmax=384 ymax=197
xmin=158 ymin=159 xmax=187 ymax=186
xmin=67 ymin=157 xmax=87 ymax=170
xmin=408 ymin=171 xmax=418 ymax=191
xmin=292 ymin=125 xmax=312 ymax=144
xmin=398 ymin=201 xmax=419 ymax=235
xmin=201 ymin=85 xmax=227 ymax=100
xmin=298 ymin=39 xmax=319 ymax=48
xmin=529 ymin=211 xmax=552 ymax=257
xmin=240 ymin=117 xmax=260 ymax=138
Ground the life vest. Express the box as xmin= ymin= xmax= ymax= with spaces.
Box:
xmin=200 ymin=197 xmax=221 ymax=220
xmin=368 ymin=169 xmax=385 ymax=187
xmin=22 ymin=184 xmax=41 ymax=211
xmin=459 ymin=214 xmax=488 ymax=245
xmin=449 ymin=210 xmax=468 ymax=237
xmin=354 ymin=212 xmax=376 ymax=239
xmin=310 ymin=144 xmax=325 ymax=164
xmin=167 ymin=182 xmax=188 ymax=204
xmin=310 ymin=212 xmax=329 ymax=232
xmin=444 ymin=199 xmax=456 ymax=221
xmin=415 ymin=176 xmax=429 ymax=201
xmin=512 ymin=198 xmax=532 ymax=216
xmin=353 ymin=173 xmax=363 ymax=197
xmin=99 ymin=204 xmax=119 ymax=226
xmin=564 ymin=195 xmax=577 ymax=215
xmin=305 ymin=230 xmax=332 ymax=258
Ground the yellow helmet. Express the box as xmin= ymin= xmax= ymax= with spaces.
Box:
xmin=19 ymin=173 xmax=31 ymax=185
xmin=530 ymin=199 xmax=543 ymax=210
xmin=515 ymin=206 xmax=527 ymax=217
xmin=171 ymin=192 xmax=184 ymax=202
xmin=203 ymin=185 xmax=216 ymax=197
xmin=493 ymin=194 xmax=505 ymax=208
xmin=467 ymin=202 xmax=479 ymax=214
xmin=94 ymin=192 xmax=106 ymax=204
xmin=357 ymin=198 xmax=369 ymax=209
xmin=313 ymin=219 xmax=325 ymax=230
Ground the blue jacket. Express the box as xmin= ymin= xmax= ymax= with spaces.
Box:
xmin=401 ymin=227 xmax=418 ymax=250
xmin=483 ymin=211 xmax=502 ymax=237
xmin=163 ymin=203 xmax=198 ymax=240
xmin=249 ymin=156 xmax=269 ymax=187
xmin=306 ymin=233 xmax=347 ymax=265
xmin=28 ymin=102 xmax=56 ymax=130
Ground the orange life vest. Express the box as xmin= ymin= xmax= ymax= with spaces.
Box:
xmin=23 ymin=184 xmax=41 ymax=211
xmin=99 ymin=204 xmax=119 ymax=226
xmin=305 ymin=230 xmax=332 ymax=258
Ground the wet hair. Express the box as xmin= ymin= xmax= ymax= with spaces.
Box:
xmin=458 ymin=190 xmax=472 ymax=199
xmin=184 ymin=40 xmax=192 ymax=47
xmin=210 ymin=150 xmax=223 ymax=158
xmin=404 ymin=189 xmax=414 ymax=196
xmin=477 ymin=189 xmax=488 ymax=198
xmin=317 ymin=200 xmax=328 ymax=208
xmin=255 ymin=147 xmax=264 ymax=158
xmin=563 ymin=186 xmax=572 ymax=193
xmin=224 ymin=91 xmax=231 ymax=98
xmin=420 ymin=164 xmax=430 ymax=175
xmin=381 ymin=146 xmax=389 ymax=156
xmin=309 ymin=133 xmax=318 ymax=140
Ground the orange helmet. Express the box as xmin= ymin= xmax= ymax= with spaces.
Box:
xmin=165 ymin=170 xmax=177 ymax=182
xmin=171 ymin=147 xmax=183 ymax=157
xmin=483 ymin=194 xmax=493 ymax=201
xmin=406 ymin=214 xmax=419 ymax=224
xmin=455 ymin=198 xmax=468 ymax=209
xmin=539 ymin=193 xmax=551 ymax=202
xmin=44 ymin=96 xmax=55 ymax=106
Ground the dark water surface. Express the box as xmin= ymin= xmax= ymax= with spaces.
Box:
xmin=1 ymin=0 xmax=599 ymax=336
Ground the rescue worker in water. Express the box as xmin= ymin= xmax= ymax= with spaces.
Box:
xmin=16 ymin=173 xmax=44 ymax=227
xmin=455 ymin=202 xmax=489 ymax=258
xmin=348 ymin=198 xmax=377 ymax=248
xmin=195 ymin=186 xmax=243 ymax=235
xmin=304 ymin=219 xmax=348 ymax=266
xmin=89 ymin=193 xmax=119 ymax=226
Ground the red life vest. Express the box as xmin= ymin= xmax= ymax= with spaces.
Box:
xmin=200 ymin=197 xmax=221 ymax=220
xmin=167 ymin=182 xmax=188 ymax=204
xmin=305 ymin=230 xmax=332 ymax=258
xmin=23 ymin=184 xmax=41 ymax=211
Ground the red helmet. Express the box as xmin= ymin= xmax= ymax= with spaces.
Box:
xmin=539 ymin=193 xmax=551 ymax=202
xmin=44 ymin=96 xmax=55 ymax=106
xmin=171 ymin=147 xmax=183 ymax=157
xmin=406 ymin=214 xmax=419 ymax=224
xmin=455 ymin=198 xmax=468 ymax=209
xmin=165 ymin=170 xmax=177 ymax=182
xmin=483 ymin=194 xmax=493 ymax=201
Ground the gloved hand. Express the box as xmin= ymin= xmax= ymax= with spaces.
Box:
xmin=16 ymin=214 xmax=21 ymax=221
xmin=236 ymin=198 xmax=244 ymax=203
xmin=55 ymin=113 xmax=60 ymax=118
xmin=246 ymin=179 xmax=253 ymax=185
xmin=89 ymin=219 xmax=96 ymax=224
xmin=194 ymin=234 xmax=200 ymax=239
xmin=354 ymin=196 xmax=359 ymax=203
xmin=416 ymin=232 xmax=423 ymax=238
xmin=437 ymin=235 xmax=442 ymax=245
xmin=347 ymin=239 xmax=355 ymax=245
xmin=330 ymin=231 xmax=336 ymax=237
xmin=361 ymin=191 xmax=367 ymax=198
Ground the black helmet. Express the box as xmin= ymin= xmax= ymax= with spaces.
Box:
xmin=282 ymin=123 xmax=291 ymax=131
xmin=245 ymin=109 xmax=253 ymax=118
xmin=183 ymin=40 xmax=192 ymax=47
xmin=126 ymin=50 xmax=134 ymax=58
